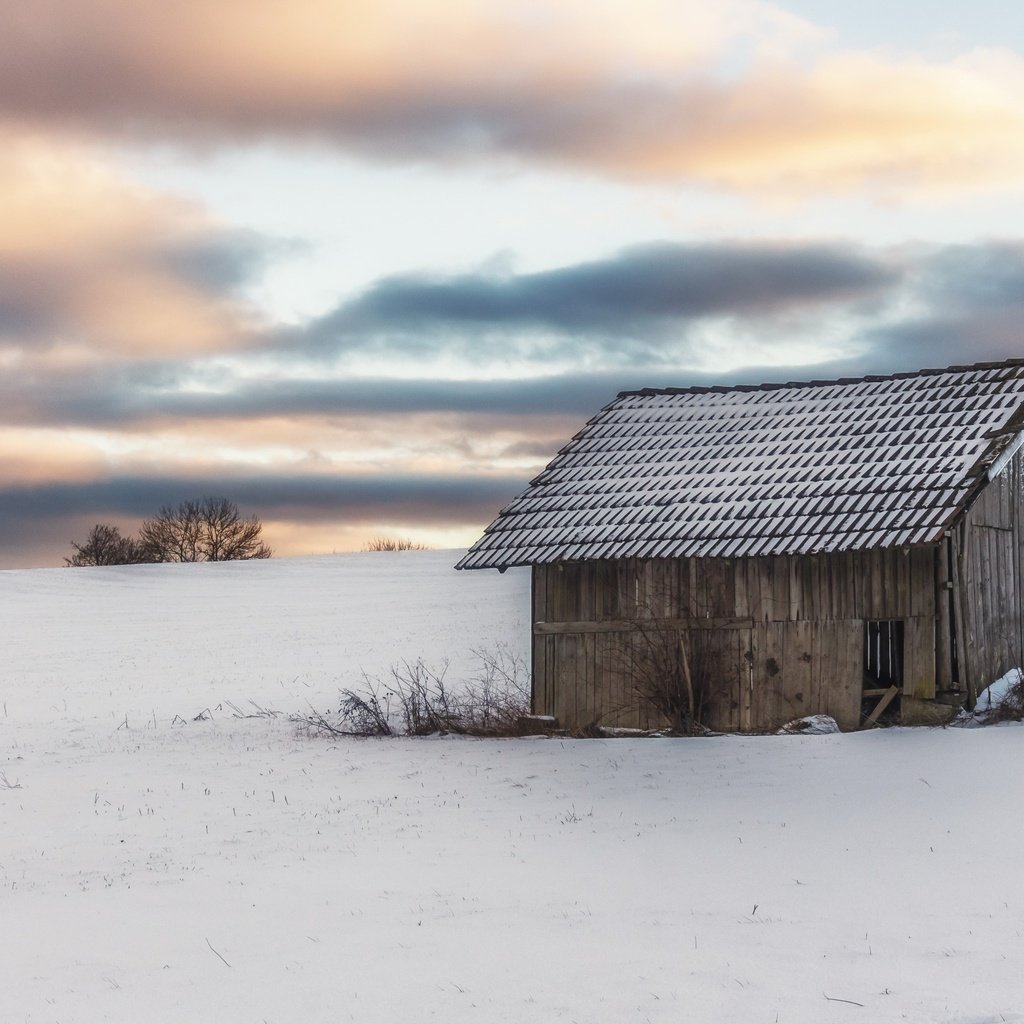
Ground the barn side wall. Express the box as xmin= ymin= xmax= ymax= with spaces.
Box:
xmin=533 ymin=546 xmax=940 ymax=733
xmin=956 ymin=445 xmax=1024 ymax=696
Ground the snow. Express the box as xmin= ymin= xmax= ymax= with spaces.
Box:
xmin=954 ymin=668 xmax=1024 ymax=727
xmin=3 ymin=551 xmax=1024 ymax=1023
xmin=777 ymin=714 xmax=841 ymax=735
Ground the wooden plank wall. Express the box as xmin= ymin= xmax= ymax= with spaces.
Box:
xmin=959 ymin=446 xmax=1024 ymax=694
xmin=533 ymin=544 xmax=941 ymax=733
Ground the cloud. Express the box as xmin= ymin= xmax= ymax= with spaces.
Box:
xmin=859 ymin=316 xmax=1023 ymax=370
xmin=304 ymin=241 xmax=899 ymax=361
xmin=0 ymin=135 xmax=269 ymax=359
xmin=0 ymin=237 xmax=905 ymax=431
xmin=0 ymin=361 xmax=674 ymax=437
xmin=0 ymin=433 xmax=108 ymax=486
xmin=916 ymin=242 xmax=1024 ymax=311
xmin=2 ymin=2 xmax=1024 ymax=195
xmin=1 ymin=238 xmax=1019 ymax=432
xmin=0 ymin=358 xmax=886 ymax=432
xmin=0 ymin=472 xmax=521 ymax=521
xmin=855 ymin=242 xmax=1024 ymax=368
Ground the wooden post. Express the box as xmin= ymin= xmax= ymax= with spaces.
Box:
xmin=677 ymin=632 xmax=695 ymax=725
xmin=953 ymin=520 xmax=975 ymax=710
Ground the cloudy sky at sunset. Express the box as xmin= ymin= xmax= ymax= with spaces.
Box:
xmin=4 ymin=0 xmax=1024 ymax=567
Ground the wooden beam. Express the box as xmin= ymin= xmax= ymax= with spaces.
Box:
xmin=863 ymin=684 xmax=899 ymax=727
xmin=988 ymin=429 xmax=1024 ymax=481
xmin=534 ymin=616 xmax=754 ymax=635
xmin=953 ymin=520 xmax=975 ymax=709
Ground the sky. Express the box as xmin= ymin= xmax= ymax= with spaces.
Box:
xmin=3 ymin=0 xmax=1024 ymax=568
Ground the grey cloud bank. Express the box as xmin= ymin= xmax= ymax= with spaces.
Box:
xmin=306 ymin=242 xmax=899 ymax=358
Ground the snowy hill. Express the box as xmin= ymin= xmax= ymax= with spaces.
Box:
xmin=2 ymin=551 xmax=1024 ymax=1023
xmin=1 ymin=550 xmax=531 ymax=725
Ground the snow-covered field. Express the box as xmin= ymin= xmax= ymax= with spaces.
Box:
xmin=3 ymin=551 xmax=1024 ymax=1023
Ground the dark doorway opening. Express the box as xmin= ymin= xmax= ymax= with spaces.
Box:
xmin=861 ymin=620 xmax=905 ymax=726
xmin=865 ymin=619 xmax=905 ymax=687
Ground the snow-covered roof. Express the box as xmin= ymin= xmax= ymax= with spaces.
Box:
xmin=457 ymin=359 xmax=1024 ymax=570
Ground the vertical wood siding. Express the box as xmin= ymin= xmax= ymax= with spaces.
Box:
xmin=533 ymin=543 xmax=944 ymax=733
xmin=958 ymin=447 xmax=1024 ymax=694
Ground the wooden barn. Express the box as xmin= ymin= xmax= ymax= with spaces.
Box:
xmin=457 ymin=360 xmax=1024 ymax=732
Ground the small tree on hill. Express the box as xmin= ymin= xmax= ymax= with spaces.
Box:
xmin=64 ymin=523 xmax=149 ymax=567
xmin=139 ymin=496 xmax=272 ymax=562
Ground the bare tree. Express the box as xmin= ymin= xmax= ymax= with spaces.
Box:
xmin=139 ymin=497 xmax=271 ymax=563
xmin=197 ymin=496 xmax=271 ymax=561
xmin=64 ymin=524 xmax=149 ymax=567
xmin=139 ymin=501 xmax=202 ymax=563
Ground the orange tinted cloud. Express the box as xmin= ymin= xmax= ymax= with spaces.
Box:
xmin=0 ymin=136 xmax=264 ymax=359
xmin=2 ymin=1 xmax=1024 ymax=194
xmin=0 ymin=430 xmax=108 ymax=485
xmin=636 ymin=51 xmax=1024 ymax=193
xmin=1 ymin=1 xmax=809 ymax=125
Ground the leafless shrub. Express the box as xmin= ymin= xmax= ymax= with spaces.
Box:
xmin=611 ymin=601 xmax=724 ymax=734
xmin=621 ymin=623 xmax=710 ymax=733
xmin=458 ymin=645 xmax=530 ymax=735
xmin=362 ymin=536 xmax=428 ymax=552
xmin=295 ymin=645 xmax=529 ymax=738
xmin=338 ymin=678 xmax=395 ymax=736
xmin=387 ymin=659 xmax=463 ymax=735
xmin=291 ymin=673 xmax=396 ymax=737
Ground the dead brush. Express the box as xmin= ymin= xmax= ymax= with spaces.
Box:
xmin=387 ymin=658 xmax=463 ymax=735
xmin=294 ymin=644 xmax=529 ymax=738
xmin=457 ymin=645 xmax=530 ymax=736
xmin=295 ymin=673 xmax=394 ymax=737
xmin=611 ymin=615 xmax=720 ymax=735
